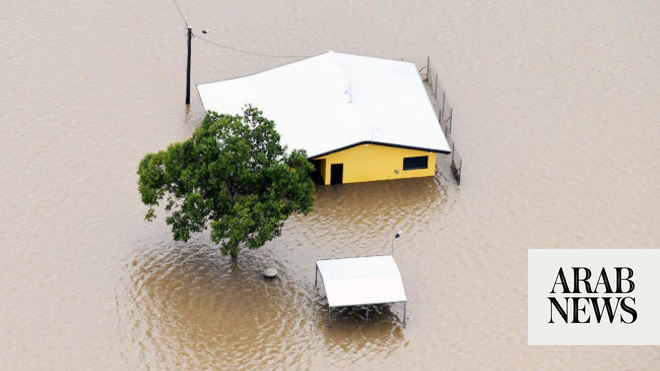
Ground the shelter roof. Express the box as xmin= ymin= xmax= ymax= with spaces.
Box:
xmin=316 ymin=255 xmax=407 ymax=307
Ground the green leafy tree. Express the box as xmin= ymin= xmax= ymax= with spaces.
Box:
xmin=137 ymin=106 xmax=315 ymax=257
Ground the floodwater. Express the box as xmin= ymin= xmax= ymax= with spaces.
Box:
xmin=2 ymin=0 xmax=660 ymax=369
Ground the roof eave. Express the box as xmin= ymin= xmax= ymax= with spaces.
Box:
xmin=308 ymin=141 xmax=451 ymax=159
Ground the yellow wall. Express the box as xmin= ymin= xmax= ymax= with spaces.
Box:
xmin=313 ymin=144 xmax=437 ymax=185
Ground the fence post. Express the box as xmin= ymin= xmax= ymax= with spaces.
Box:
xmin=457 ymin=158 xmax=462 ymax=184
xmin=448 ymin=108 xmax=453 ymax=134
xmin=441 ymin=92 xmax=446 ymax=122
xmin=434 ymin=74 xmax=438 ymax=98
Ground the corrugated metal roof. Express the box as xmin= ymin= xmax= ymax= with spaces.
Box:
xmin=197 ymin=51 xmax=451 ymax=158
xmin=316 ymin=255 xmax=406 ymax=307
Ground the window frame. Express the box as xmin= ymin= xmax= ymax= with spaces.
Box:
xmin=402 ymin=156 xmax=429 ymax=171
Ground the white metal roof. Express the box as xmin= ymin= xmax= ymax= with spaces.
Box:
xmin=197 ymin=51 xmax=451 ymax=158
xmin=316 ymin=255 xmax=407 ymax=307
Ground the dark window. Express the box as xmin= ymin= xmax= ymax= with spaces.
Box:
xmin=403 ymin=156 xmax=428 ymax=170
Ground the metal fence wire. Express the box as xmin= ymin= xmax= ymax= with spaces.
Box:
xmin=415 ymin=56 xmax=462 ymax=184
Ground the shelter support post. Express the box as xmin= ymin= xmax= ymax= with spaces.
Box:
xmin=328 ymin=307 xmax=331 ymax=327
xmin=314 ymin=265 xmax=318 ymax=288
xmin=366 ymin=306 xmax=369 ymax=322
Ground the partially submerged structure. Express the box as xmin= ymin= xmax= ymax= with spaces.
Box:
xmin=198 ymin=51 xmax=450 ymax=185
xmin=315 ymin=254 xmax=407 ymax=326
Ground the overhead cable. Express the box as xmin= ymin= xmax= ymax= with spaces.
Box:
xmin=195 ymin=35 xmax=313 ymax=59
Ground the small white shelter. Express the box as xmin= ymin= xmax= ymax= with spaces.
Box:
xmin=315 ymin=255 xmax=407 ymax=325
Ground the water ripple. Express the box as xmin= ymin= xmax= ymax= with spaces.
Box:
xmin=112 ymin=176 xmax=443 ymax=371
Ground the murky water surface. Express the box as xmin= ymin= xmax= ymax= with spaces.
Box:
xmin=2 ymin=1 xmax=660 ymax=369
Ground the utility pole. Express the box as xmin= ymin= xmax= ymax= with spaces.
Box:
xmin=186 ymin=26 xmax=192 ymax=105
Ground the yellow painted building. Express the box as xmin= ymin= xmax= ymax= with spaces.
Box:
xmin=311 ymin=143 xmax=438 ymax=185
xmin=198 ymin=52 xmax=452 ymax=186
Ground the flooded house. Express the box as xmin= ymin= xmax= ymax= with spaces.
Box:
xmin=198 ymin=51 xmax=451 ymax=185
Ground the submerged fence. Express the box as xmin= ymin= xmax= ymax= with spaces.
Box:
xmin=415 ymin=56 xmax=462 ymax=184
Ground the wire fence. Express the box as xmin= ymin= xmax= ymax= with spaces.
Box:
xmin=413 ymin=56 xmax=462 ymax=184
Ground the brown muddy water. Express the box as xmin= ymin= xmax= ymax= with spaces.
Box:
xmin=2 ymin=1 xmax=660 ymax=369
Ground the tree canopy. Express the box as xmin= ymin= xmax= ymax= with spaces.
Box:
xmin=137 ymin=106 xmax=315 ymax=257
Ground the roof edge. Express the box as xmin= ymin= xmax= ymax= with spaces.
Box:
xmin=196 ymin=50 xmax=418 ymax=89
xmin=309 ymin=141 xmax=451 ymax=159
xmin=196 ymin=51 xmax=332 ymax=89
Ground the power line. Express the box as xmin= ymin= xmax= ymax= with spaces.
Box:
xmin=195 ymin=35 xmax=312 ymax=59
xmin=171 ymin=0 xmax=188 ymax=27
xmin=169 ymin=0 xmax=312 ymax=59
